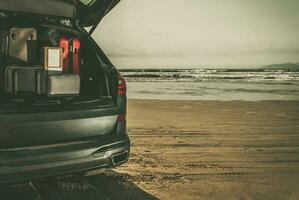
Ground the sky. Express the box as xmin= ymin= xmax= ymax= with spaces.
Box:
xmin=93 ymin=0 xmax=299 ymax=68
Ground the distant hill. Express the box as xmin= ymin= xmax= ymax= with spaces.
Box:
xmin=263 ymin=63 xmax=299 ymax=71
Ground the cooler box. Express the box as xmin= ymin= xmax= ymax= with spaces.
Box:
xmin=48 ymin=75 xmax=80 ymax=96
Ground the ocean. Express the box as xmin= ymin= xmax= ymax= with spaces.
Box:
xmin=119 ymin=69 xmax=299 ymax=101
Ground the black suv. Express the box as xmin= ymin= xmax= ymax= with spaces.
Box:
xmin=0 ymin=0 xmax=129 ymax=183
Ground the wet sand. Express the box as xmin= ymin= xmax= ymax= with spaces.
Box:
xmin=116 ymin=100 xmax=299 ymax=200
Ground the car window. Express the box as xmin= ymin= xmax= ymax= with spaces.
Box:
xmin=79 ymin=0 xmax=95 ymax=6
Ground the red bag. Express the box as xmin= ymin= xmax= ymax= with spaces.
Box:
xmin=59 ymin=37 xmax=69 ymax=73
xmin=59 ymin=37 xmax=80 ymax=74
xmin=72 ymin=38 xmax=80 ymax=75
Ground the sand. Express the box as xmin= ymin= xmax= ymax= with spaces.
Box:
xmin=115 ymin=100 xmax=299 ymax=200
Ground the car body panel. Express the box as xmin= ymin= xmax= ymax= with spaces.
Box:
xmin=0 ymin=138 xmax=129 ymax=184
xmin=0 ymin=109 xmax=118 ymax=148
xmin=0 ymin=101 xmax=130 ymax=183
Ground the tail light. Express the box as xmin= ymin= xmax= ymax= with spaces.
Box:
xmin=116 ymin=77 xmax=127 ymax=135
xmin=117 ymin=77 xmax=126 ymax=95
xmin=117 ymin=114 xmax=126 ymax=122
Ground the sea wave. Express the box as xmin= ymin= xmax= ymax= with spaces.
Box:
xmin=120 ymin=69 xmax=299 ymax=82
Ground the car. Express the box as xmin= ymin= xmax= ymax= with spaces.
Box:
xmin=0 ymin=0 xmax=129 ymax=184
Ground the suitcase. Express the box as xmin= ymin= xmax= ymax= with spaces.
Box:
xmin=8 ymin=28 xmax=37 ymax=63
xmin=59 ymin=37 xmax=80 ymax=74
xmin=4 ymin=66 xmax=47 ymax=96
xmin=48 ymin=74 xmax=80 ymax=96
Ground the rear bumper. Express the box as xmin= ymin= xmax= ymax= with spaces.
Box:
xmin=0 ymin=106 xmax=119 ymax=148
xmin=0 ymin=135 xmax=130 ymax=184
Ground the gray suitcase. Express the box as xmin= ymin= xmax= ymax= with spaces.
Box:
xmin=4 ymin=65 xmax=47 ymax=95
xmin=8 ymin=28 xmax=37 ymax=63
xmin=48 ymin=75 xmax=80 ymax=96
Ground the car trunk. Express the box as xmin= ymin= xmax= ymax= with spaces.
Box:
xmin=0 ymin=17 xmax=121 ymax=149
xmin=0 ymin=22 xmax=111 ymax=111
xmin=0 ymin=0 xmax=122 ymax=107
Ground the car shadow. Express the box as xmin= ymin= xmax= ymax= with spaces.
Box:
xmin=0 ymin=169 xmax=158 ymax=200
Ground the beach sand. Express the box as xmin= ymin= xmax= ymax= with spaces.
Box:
xmin=116 ymin=100 xmax=299 ymax=200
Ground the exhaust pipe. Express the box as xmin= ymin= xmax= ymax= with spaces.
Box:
xmin=111 ymin=150 xmax=129 ymax=166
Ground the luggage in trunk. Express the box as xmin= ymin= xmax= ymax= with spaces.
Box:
xmin=48 ymin=74 xmax=80 ymax=96
xmin=4 ymin=65 xmax=47 ymax=95
xmin=71 ymin=38 xmax=80 ymax=75
xmin=8 ymin=28 xmax=38 ymax=64
xmin=59 ymin=37 xmax=81 ymax=74
xmin=4 ymin=66 xmax=80 ymax=97
xmin=43 ymin=47 xmax=63 ymax=74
